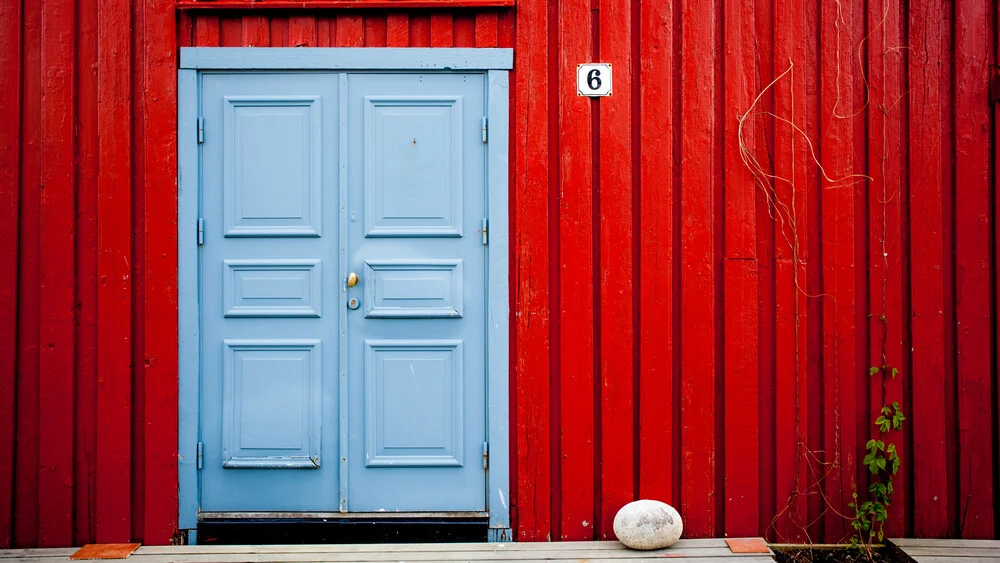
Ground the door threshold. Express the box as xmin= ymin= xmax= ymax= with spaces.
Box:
xmin=196 ymin=514 xmax=488 ymax=545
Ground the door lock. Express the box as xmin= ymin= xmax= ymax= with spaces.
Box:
xmin=348 ymin=297 xmax=360 ymax=310
xmin=347 ymin=272 xmax=359 ymax=287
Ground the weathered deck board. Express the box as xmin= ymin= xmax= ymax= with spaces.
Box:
xmin=0 ymin=539 xmax=775 ymax=562
xmin=891 ymin=538 xmax=1000 ymax=563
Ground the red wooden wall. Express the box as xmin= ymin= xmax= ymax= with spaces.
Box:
xmin=510 ymin=0 xmax=1000 ymax=543
xmin=1 ymin=0 xmax=998 ymax=549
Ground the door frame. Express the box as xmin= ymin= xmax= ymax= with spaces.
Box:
xmin=177 ymin=47 xmax=513 ymax=540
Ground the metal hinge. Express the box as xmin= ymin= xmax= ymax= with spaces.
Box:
xmin=482 ymin=442 xmax=489 ymax=469
xmin=197 ymin=116 xmax=205 ymax=144
xmin=196 ymin=442 xmax=204 ymax=470
xmin=197 ymin=218 xmax=205 ymax=245
xmin=481 ymin=218 xmax=488 ymax=245
xmin=481 ymin=116 xmax=487 ymax=143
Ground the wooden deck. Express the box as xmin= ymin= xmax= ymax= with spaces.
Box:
xmin=0 ymin=539 xmax=774 ymax=563
xmin=891 ymin=539 xmax=1000 ymax=563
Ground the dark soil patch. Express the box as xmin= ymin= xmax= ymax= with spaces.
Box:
xmin=772 ymin=545 xmax=912 ymax=563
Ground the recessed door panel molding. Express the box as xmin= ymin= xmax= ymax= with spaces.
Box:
xmin=363 ymin=259 xmax=463 ymax=318
xmin=364 ymin=340 xmax=464 ymax=467
xmin=223 ymin=259 xmax=322 ymax=317
xmin=224 ymin=96 xmax=323 ymax=237
xmin=363 ymin=96 xmax=463 ymax=237
xmin=222 ymin=339 xmax=322 ymax=469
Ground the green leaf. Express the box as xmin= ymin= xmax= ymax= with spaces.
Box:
xmin=891 ymin=368 xmax=899 ymax=378
xmin=876 ymin=415 xmax=891 ymax=432
xmin=869 ymin=366 xmax=880 ymax=376
xmin=893 ymin=411 xmax=906 ymax=429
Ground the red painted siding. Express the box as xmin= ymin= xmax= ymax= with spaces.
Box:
xmin=1 ymin=0 xmax=999 ymax=548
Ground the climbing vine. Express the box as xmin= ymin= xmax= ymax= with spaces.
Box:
xmin=849 ymin=331 xmax=905 ymax=549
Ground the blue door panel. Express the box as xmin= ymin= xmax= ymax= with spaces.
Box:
xmin=199 ymin=70 xmax=487 ymax=514
xmin=200 ymin=73 xmax=341 ymax=512
xmin=345 ymin=73 xmax=487 ymax=512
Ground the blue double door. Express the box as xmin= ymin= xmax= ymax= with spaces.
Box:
xmin=198 ymin=71 xmax=488 ymax=513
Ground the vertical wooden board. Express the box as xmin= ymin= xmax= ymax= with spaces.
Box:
xmin=220 ymin=17 xmax=242 ymax=47
xmin=194 ymin=16 xmax=219 ymax=47
xmin=364 ymin=15 xmax=387 ymax=47
xmin=679 ymin=0 xmax=716 ymax=538
xmin=140 ymin=0 xmax=178 ymax=543
xmin=289 ymin=16 xmax=316 ymax=47
xmin=430 ymin=14 xmax=453 ymax=47
xmin=866 ymin=0 xmax=907 ymax=537
xmin=241 ymin=15 xmax=269 ymax=46
xmin=954 ymin=0 xmax=995 ymax=538
xmin=130 ymin=0 xmax=148 ymax=541
xmin=906 ymin=0 xmax=949 ymax=538
xmin=819 ymin=0 xmax=862 ymax=541
xmin=750 ymin=0 xmax=776 ymax=539
xmin=385 ymin=14 xmax=408 ymax=46
xmin=771 ymin=0 xmax=810 ymax=541
xmin=409 ymin=14 xmax=431 ymax=47
xmin=37 ymin=0 xmax=75 ymax=547
xmin=475 ymin=12 xmax=498 ymax=47
xmin=802 ymin=0 xmax=823 ymax=540
xmin=317 ymin=17 xmax=332 ymax=47
xmin=0 ymin=0 xmax=20 ymax=548
xmin=599 ymin=0 xmax=634 ymax=539
xmin=995 ymin=2 xmax=1000 ymax=542
xmin=453 ymin=15 xmax=475 ymax=47
xmin=772 ymin=256 xmax=803 ymax=542
xmin=722 ymin=0 xmax=760 ymax=537
xmin=177 ymin=12 xmax=193 ymax=48
xmin=723 ymin=260 xmax=760 ymax=536
xmin=638 ymin=0 xmax=674 ymax=507
xmin=14 ymin=0 xmax=42 ymax=547
xmin=269 ymin=16 xmax=289 ymax=46
xmin=497 ymin=10 xmax=513 ymax=49
xmin=723 ymin=0 xmax=758 ymax=260
xmin=74 ymin=0 xmax=99 ymax=544
xmin=335 ymin=14 xmax=363 ymax=47
xmin=96 ymin=0 xmax=132 ymax=542
xmin=513 ymin=0 xmax=552 ymax=541
xmin=939 ymin=0 xmax=959 ymax=536
xmin=557 ymin=0 xmax=594 ymax=541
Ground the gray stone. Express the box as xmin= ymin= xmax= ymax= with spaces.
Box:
xmin=613 ymin=499 xmax=683 ymax=550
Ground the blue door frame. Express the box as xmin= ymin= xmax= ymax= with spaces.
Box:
xmin=178 ymin=48 xmax=512 ymax=541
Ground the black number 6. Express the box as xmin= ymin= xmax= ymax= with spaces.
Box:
xmin=587 ymin=68 xmax=602 ymax=90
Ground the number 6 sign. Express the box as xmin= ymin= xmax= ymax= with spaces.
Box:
xmin=577 ymin=63 xmax=612 ymax=97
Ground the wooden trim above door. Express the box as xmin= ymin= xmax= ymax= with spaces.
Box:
xmin=176 ymin=0 xmax=514 ymax=9
xmin=180 ymin=47 xmax=514 ymax=71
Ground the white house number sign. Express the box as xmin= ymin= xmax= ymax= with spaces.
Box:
xmin=577 ymin=63 xmax=612 ymax=97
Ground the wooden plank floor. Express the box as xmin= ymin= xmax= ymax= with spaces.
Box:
xmin=0 ymin=539 xmax=774 ymax=562
xmin=891 ymin=538 xmax=1000 ymax=563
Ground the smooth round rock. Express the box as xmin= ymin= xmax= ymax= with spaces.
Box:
xmin=613 ymin=499 xmax=683 ymax=550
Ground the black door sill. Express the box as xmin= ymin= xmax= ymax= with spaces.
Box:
xmin=197 ymin=517 xmax=489 ymax=544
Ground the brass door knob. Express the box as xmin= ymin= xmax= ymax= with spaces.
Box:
xmin=347 ymin=272 xmax=359 ymax=287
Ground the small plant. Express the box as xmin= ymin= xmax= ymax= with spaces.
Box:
xmin=849 ymin=361 xmax=905 ymax=552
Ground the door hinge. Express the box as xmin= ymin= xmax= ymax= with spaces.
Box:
xmin=196 ymin=442 xmax=204 ymax=470
xmin=197 ymin=218 xmax=205 ymax=245
xmin=197 ymin=116 xmax=204 ymax=144
xmin=481 ymin=116 xmax=488 ymax=143
xmin=481 ymin=218 xmax=488 ymax=245
xmin=482 ymin=442 xmax=489 ymax=470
